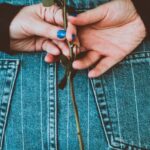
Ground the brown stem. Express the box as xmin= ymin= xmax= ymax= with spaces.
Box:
xmin=69 ymin=73 xmax=84 ymax=150
xmin=62 ymin=1 xmax=84 ymax=149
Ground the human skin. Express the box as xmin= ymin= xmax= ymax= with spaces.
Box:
xmin=10 ymin=3 xmax=76 ymax=60
xmin=67 ymin=0 xmax=146 ymax=78
xmin=10 ymin=0 xmax=146 ymax=78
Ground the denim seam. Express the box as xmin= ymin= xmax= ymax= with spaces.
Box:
xmin=0 ymin=70 xmax=7 ymax=108
xmin=90 ymin=51 xmax=150 ymax=150
xmin=120 ymin=52 xmax=150 ymax=64
xmin=0 ymin=60 xmax=18 ymax=102
xmin=54 ymin=63 xmax=58 ymax=150
xmin=91 ymin=78 xmax=148 ymax=150
xmin=0 ymin=60 xmax=19 ymax=150
xmin=0 ymin=60 xmax=20 ymax=111
xmin=48 ymin=63 xmax=57 ymax=150
xmin=102 ymin=78 xmax=147 ymax=150
xmin=90 ymin=78 xmax=119 ymax=150
xmin=0 ymin=59 xmax=19 ymax=69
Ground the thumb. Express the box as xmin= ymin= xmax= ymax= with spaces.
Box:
xmin=30 ymin=18 xmax=66 ymax=40
xmin=68 ymin=4 xmax=108 ymax=26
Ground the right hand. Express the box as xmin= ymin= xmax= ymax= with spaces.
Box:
xmin=68 ymin=0 xmax=146 ymax=78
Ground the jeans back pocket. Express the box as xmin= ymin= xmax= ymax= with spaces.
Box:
xmin=91 ymin=52 xmax=150 ymax=150
xmin=0 ymin=60 xmax=19 ymax=150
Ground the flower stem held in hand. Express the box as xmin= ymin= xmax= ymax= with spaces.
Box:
xmin=42 ymin=0 xmax=84 ymax=149
xmin=60 ymin=0 xmax=84 ymax=149
xmin=69 ymin=72 xmax=84 ymax=150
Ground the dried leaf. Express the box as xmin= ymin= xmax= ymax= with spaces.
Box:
xmin=60 ymin=55 xmax=69 ymax=66
xmin=58 ymin=71 xmax=68 ymax=89
xmin=42 ymin=0 xmax=55 ymax=7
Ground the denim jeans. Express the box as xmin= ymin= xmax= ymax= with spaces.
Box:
xmin=0 ymin=0 xmax=150 ymax=150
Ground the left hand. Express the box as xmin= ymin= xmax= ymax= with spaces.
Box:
xmin=10 ymin=3 xmax=77 ymax=59
xmin=68 ymin=0 xmax=146 ymax=78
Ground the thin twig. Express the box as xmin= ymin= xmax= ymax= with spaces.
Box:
xmin=62 ymin=0 xmax=84 ymax=149
xmin=69 ymin=73 xmax=84 ymax=150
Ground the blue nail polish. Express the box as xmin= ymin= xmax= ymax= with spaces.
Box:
xmin=57 ymin=30 xmax=66 ymax=39
xmin=72 ymin=34 xmax=76 ymax=41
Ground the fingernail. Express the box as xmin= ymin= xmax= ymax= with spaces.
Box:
xmin=57 ymin=30 xmax=66 ymax=39
xmin=72 ymin=34 xmax=76 ymax=41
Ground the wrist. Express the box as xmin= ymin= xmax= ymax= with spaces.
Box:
xmin=0 ymin=4 xmax=23 ymax=54
xmin=134 ymin=16 xmax=147 ymax=41
xmin=126 ymin=0 xmax=146 ymax=40
xmin=131 ymin=0 xmax=149 ymax=38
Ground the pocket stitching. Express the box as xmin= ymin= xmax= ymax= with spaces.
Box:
xmin=0 ymin=59 xmax=19 ymax=149
xmin=91 ymin=52 xmax=150 ymax=150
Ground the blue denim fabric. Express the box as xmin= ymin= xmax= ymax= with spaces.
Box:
xmin=0 ymin=0 xmax=150 ymax=150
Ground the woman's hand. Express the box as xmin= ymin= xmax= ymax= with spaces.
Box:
xmin=10 ymin=3 xmax=76 ymax=56
xmin=68 ymin=0 xmax=146 ymax=78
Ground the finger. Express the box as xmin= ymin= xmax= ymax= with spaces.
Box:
xmin=54 ymin=7 xmax=64 ymax=26
xmin=16 ymin=37 xmax=46 ymax=52
xmin=73 ymin=38 xmax=81 ymax=55
xmin=88 ymin=57 xmax=117 ymax=78
xmin=73 ymin=51 xmax=101 ymax=70
xmin=79 ymin=46 xmax=88 ymax=53
xmin=53 ymin=39 xmax=80 ymax=57
xmin=42 ymin=40 xmax=60 ymax=55
xmin=44 ymin=53 xmax=60 ymax=63
xmin=31 ymin=19 xmax=66 ymax=40
xmin=79 ymin=40 xmax=125 ymax=57
xmin=66 ymin=22 xmax=77 ymax=42
xmin=68 ymin=4 xmax=108 ymax=26
xmin=44 ymin=54 xmax=55 ymax=63
xmin=53 ymin=40 xmax=70 ymax=56
xmin=44 ymin=5 xmax=64 ymax=26
xmin=34 ymin=37 xmax=46 ymax=52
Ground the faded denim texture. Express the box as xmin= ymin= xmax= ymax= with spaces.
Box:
xmin=0 ymin=0 xmax=150 ymax=150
